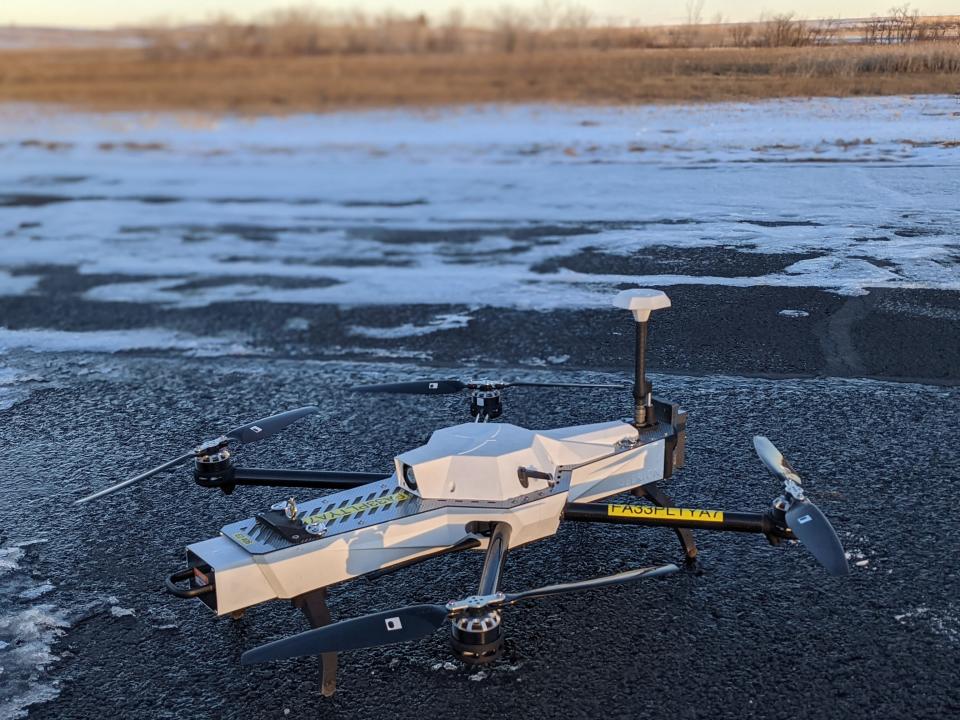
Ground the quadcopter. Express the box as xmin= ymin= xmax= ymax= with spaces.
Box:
xmin=76 ymin=288 xmax=848 ymax=697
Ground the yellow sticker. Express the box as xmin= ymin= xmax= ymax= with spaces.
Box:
xmin=302 ymin=490 xmax=412 ymax=525
xmin=232 ymin=531 xmax=254 ymax=545
xmin=607 ymin=505 xmax=724 ymax=522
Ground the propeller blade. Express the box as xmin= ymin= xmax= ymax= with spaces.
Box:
xmin=506 ymin=381 xmax=628 ymax=390
xmin=753 ymin=436 xmax=803 ymax=486
xmin=753 ymin=436 xmax=848 ymax=575
xmin=503 ymin=563 xmax=679 ymax=605
xmin=77 ymin=407 xmax=318 ymax=505
xmin=242 ymin=563 xmax=679 ymax=665
xmin=785 ymin=500 xmax=849 ymax=576
xmin=74 ymin=451 xmax=195 ymax=505
xmin=241 ymin=604 xmax=450 ymax=664
xmin=226 ymin=406 xmax=319 ymax=444
xmin=352 ymin=380 xmax=467 ymax=395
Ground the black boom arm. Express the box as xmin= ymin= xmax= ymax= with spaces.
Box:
xmin=195 ymin=466 xmax=390 ymax=492
xmin=563 ymin=501 xmax=792 ymax=540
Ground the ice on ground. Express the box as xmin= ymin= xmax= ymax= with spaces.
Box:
xmin=778 ymin=309 xmax=810 ymax=318
xmin=0 ymin=96 xmax=958 ymax=310
xmin=0 ymin=605 xmax=68 ymax=719
xmin=895 ymin=606 xmax=959 ymax=642
xmin=283 ymin=317 xmax=311 ymax=331
xmin=0 ymin=366 xmax=44 ymax=412
xmin=348 ymin=312 xmax=472 ymax=339
xmin=0 ymin=540 xmax=68 ymax=720
xmin=1 ymin=354 xmax=132 ymax=413
xmin=0 ymin=271 xmax=38 ymax=297
xmin=109 ymin=605 xmax=135 ymax=618
xmin=0 ymin=546 xmax=25 ymax=576
xmin=17 ymin=583 xmax=55 ymax=600
xmin=323 ymin=346 xmax=432 ymax=360
xmin=0 ymin=327 xmax=251 ymax=356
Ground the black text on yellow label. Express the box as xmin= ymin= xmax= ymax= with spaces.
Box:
xmin=302 ymin=490 xmax=412 ymax=525
xmin=606 ymin=505 xmax=724 ymax=522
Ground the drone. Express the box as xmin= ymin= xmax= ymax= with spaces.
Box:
xmin=76 ymin=289 xmax=848 ymax=697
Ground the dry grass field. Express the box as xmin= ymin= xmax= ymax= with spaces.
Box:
xmin=1 ymin=43 xmax=959 ymax=113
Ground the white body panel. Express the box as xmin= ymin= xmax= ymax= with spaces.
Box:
xmin=396 ymin=420 xmax=642 ymax=501
xmin=193 ymin=492 xmax=567 ymax=614
xmin=187 ymin=419 xmax=669 ymax=615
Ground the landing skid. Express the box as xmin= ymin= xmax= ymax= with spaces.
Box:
xmin=632 ymin=481 xmax=699 ymax=563
xmin=292 ymin=588 xmax=338 ymax=697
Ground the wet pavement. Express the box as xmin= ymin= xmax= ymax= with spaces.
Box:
xmin=1 ymin=356 xmax=958 ymax=719
xmin=1 ymin=98 xmax=959 ymax=719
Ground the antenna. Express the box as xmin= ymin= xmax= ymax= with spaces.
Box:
xmin=613 ymin=289 xmax=671 ymax=428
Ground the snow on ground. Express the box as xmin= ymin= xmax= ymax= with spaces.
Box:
xmin=0 ymin=540 xmax=66 ymax=720
xmin=0 ymin=328 xmax=251 ymax=414
xmin=0 ymin=328 xmax=251 ymax=356
xmin=0 ymin=96 xmax=958 ymax=309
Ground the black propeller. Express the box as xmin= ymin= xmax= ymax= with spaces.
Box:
xmin=74 ymin=406 xmax=319 ymax=505
xmin=753 ymin=436 xmax=849 ymax=576
xmin=241 ymin=562 xmax=678 ymax=665
xmin=353 ymin=379 xmax=468 ymax=395
xmin=352 ymin=378 xmax=627 ymax=394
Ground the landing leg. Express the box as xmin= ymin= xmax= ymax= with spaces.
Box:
xmin=633 ymin=482 xmax=699 ymax=563
xmin=451 ymin=523 xmax=510 ymax=664
xmin=292 ymin=588 xmax=338 ymax=697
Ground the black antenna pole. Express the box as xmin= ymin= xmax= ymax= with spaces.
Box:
xmin=613 ymin=289 xmax=671 ymax=429
xmin=634 ymin=318 xmax=651 ymax=426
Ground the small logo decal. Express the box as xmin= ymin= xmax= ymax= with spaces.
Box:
xmin=250 ymin=425 xmax=263 ymax=434
xmin=385 ymin=617 xmax=403 ymax=632
xmin=428 ymin=383 xmax=438 ymax=390
xmin=797 ymin=514 xmax=813 ymax=525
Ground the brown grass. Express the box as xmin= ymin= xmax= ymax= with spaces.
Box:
xmin=1 ymin=44 xmax=959 ymax=114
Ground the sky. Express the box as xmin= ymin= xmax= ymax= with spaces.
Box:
xmin=1 ymin=1 xmax=956 ymax=29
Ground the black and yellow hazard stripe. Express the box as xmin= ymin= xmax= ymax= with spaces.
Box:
xmin=564 ymin=501 xmax=773 ymax=534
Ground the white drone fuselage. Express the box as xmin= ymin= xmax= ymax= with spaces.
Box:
xmin=188 ymin=418 xmax=673 ymax=615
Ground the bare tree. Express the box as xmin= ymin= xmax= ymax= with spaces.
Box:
xmin=889 ymin=4 xmax=920 ymax=43
xmin=490 ymin=5 xmax=528 ymax=53
xmin=729 ymin=22 xmax=754 ymax=47
xmin=434 ymin=8 xmax=465 ymax=53
xmin=758 ymin=12 xmax=808 ymax=47
xmin=685 ymin=0 xmax=705 ymax=27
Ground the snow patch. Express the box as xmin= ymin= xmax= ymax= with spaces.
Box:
xmin=778 ymin=309 xmax=810 ymax=318
xmin=283 ymin=317 xmax=311 ymax=331
xmin=895 ymin=606 xmax=959 ymax=642
xmin=0 ymin=271 xmax=38 ymax=297
xmin=0 ymin=327 xmax=251 ymax=356
xmin=17 ymin=583 xmax=54 ymax=601
xmin=324 ymin=346 xmax=431 ymax=360
xmin=3 ymin=96 xmax=960 ymax=312
xmin=349 ymin=312 xmax=472 ymax=339
xmin=0 ymin=539 xmax=68 ymax=720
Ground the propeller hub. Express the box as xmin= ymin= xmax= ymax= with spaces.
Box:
xmin=450 ymin=610 xmax=503 ymax=665
xmin=470 ymin=389 xmax=503 ymax=420
xmin=194 ymin=436 xmax=230 ymax=455
xmin=446 ymin=592 xmax=505 ymax=613
xmin=783 ymin=478 xmax=806 ymax=502
xmin=194 ymin=441 xmax=234 ymax=486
